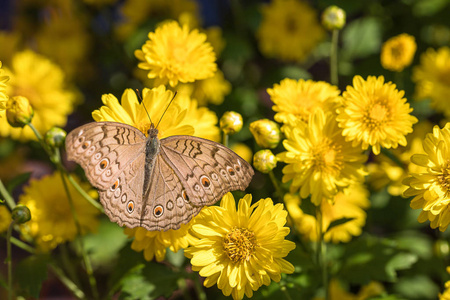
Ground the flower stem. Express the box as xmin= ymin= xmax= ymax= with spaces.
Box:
xmin=10 ymin=236 xmax=35 ymax=253
xmin=330 ymin=29 xmax=339 ymax=86
xmin=58 ymin=168 xmax=99 ymax=300
xmin=192 ymin=274 xmax=207 ymax=300
xmin=316 ymin=206 xmax=328 ymax=300
xmin=6 ymin=221 xmax=15 ymax=300
xmin=223 ymin=133 xmax=229 ymax=147
xmin=49 ymin=263 xmax=86 ymax=299
xmin=0 ymin=179 xmax=16 ymax=210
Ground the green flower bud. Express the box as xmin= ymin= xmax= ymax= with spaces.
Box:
xmin=11 ymin=204 xmax=31 ymax=224
xmin=434 ymin=240 xmax=450 ymax=258
xmin=249 ymin=119 xmax=281 ymax=149
xmin=322 ymin=6 xmax=346 ymax=31
xmin=6 ymin=96 xmax=34 ymax=128
xmin=45 ymin=127 xmax=67 ymax=148
xmin=220 ymin=111 xmax=243 ymax=135
xmin=253 ymin=149 xmax=277 ymax=174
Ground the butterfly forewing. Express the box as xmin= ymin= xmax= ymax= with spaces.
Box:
xmin=159 ymin=136 xmax=254 ymax=207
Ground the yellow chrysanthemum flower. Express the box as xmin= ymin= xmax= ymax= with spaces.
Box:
xmin=380 ymin=33 xmax=417 ymax=72
xmin=257 ymin=0 xmax=325 ymax=62
xmin=135 ymin=21 xmax=217 ymax=87
xmin=285 ymin=183 xmax=370 ymax=243
xmin=403 ymin=123 xmax=450 ymax=231
xmin=0 ymin=61 xmax=9 ymax=111
xmin=337 ymin=75 xmax=418 ymax=155
xmin=0 ymin=50 xmax=80 ymax=141
xmin=18 ymin=173 xmax=100 ymax=251
xmin=185 ymin=193 xmax=296 ymax=300
xmin=124 ymin=223 xmax=196 ymax=262
xmin=313 ymin=279 xmax=384 ymax=300
xmin=0 ymin=205 xmax=12 ymax=233
xmin=115 ymin=0 xmax=200 ymax=40
xmin=368 ymin=121 xmax=431 ymax=196
xmin=92 ymin=86 xmax=219 ymax=141
xmin=175 ymin=69 xmax=231 ymax=106
xmin=268 ymin=78 xmax=341 ymax=126
xmin=278 ymin=109 xmax=367 ymax=205
xmin=440 ymin=267 xmax=450 ymax=300
xmin=413 ymin=47 xmax=450 ymax=118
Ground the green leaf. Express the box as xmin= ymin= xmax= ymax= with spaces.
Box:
xmin=118 ymin=261 xmax=181 ymax=300
xmin=327 ymin=217 xmax=356 ymax=233
xmin=341 ymin=17 xmax=382 ymax=59
xmin=394 ymin=275 xmax=439 ymax=299
xmin=339 ymin=235 xmax=418 ymax=284
xmin=165 ymin=248 xmax=185 ymax=268
xmin=15 ymin=254 xmax=50 ymax=298
xmin=83 ymin=219 xmax=129 ymax=268
xmin=392 ymin=232 xmax=433 ymax=259
xmin=412 ymin=0 xmax=449 ymax=16
xmin=7 ymin=172 xmax=31 ymax=195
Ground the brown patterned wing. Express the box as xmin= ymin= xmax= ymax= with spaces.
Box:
xmin=139 ymin=154 xmax=202 ymax=231
xmin=65 ymin=122 xmax=148 ymax=228
xmin=159 ymin=136 xmax=254 ymax=207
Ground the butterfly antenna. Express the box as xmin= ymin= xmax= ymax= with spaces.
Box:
xmin=136 ymin=89 xmax=153 ymax=125
xmin=155 ymin=91 xmax=177 ymax=129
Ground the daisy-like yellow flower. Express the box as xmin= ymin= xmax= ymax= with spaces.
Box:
xmin=0 ymin=205 xmax=12 ymax=233
xmin=268 ymin=78 xmax=341 ymax=126
xmin=380 ymin=33 xmax=417 ymax=72
xmin=0 ymin=50 xmax=80 ymax=141
xmin=135 ymin=21 xmax=217 ymax=87
xmin=0 ymin=61 xmax=9 ymax=111
xmin=18 ymin=173 xmax=100 ymax=251
xmin=278 ymin=109 xmax=367 ymax=205
xmin=413 ymin=47 xmax=450 ymax=118
xmin=337 ymin=75 xmax=418 ymax=155
xmin=124 ymin=223 xmax=196 ymax=262
xmin=257 ymin=0 xmax=325 ymax=62
xmin=185 ymin=193 xmax=296 ymax=300
xmin=313 ymin=279 xmax=384 ymax=300
xmin=439 ymin=267 xmax=450 ymax=300
xmin=92 ymin=86 xmax=219 ymax=141
xmin=285 ymin=182 xmax=370 ymax=243
xmin=403 ymin=123 xmax=450 ymax=231
xmin=175 ymin=69 xmax=231 ymax=106
xmin=368 ymin=121 xmax=431 ymax=196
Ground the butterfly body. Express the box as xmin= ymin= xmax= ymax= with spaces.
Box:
xmin=65 ymin=122 xmax=254 ymax=231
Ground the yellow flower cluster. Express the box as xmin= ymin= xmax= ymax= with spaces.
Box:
xmin=268 ymin=75 xmax=417 ymax=242
xmin=0 ymin=61 xmax=9 ymax=111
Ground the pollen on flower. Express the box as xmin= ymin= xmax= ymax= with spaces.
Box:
xmin=222 ymin=227 xmax=257 ymax=262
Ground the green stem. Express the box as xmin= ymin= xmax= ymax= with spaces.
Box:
xmin=330 ymin=29 xmax=339 ymax=86
xmin=58 ymin=168 xmax=99 ymax=300
xmin=281 ymin=285 xmax=293 ymax=300
xmin=10 ymin=236 xmax=35 ymax=254
xmin=269 ymin=171 xmax=284 ymax=202
xmin=0 ymin=179 xmax=16 ymax=210
xmin=6 ymin=221 xmax=15 ymax=300
xmin=316 ymin=207 xmax=328 ymax=300
xmin=222 ymin=133 xmax=229 ymax=147
xmin=49 ymin=264 xmax=85 ymax=299
xmin=28 ymin=123 xmax=52 ymax=157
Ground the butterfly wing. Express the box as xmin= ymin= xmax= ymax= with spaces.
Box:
xmin=159 ymin=136 xmax=254 ymax=207
xmin=138 ymin=154 xmax=202 ymax=231
xmin=65 ymin=122 xmax=147 ymax=227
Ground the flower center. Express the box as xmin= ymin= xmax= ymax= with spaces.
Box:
xmin=367 ymin=103 xmax=388 ymax=127
xmin=222 ymin=227 xmax=257 ymax=263
xmin=310 ymin=140 xmax=342 ymax=175
xmin=438 ymin=162 xmax=450 ymax=193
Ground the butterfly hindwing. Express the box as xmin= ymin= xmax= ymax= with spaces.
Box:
xmin=159 ymin=136 xmax=254 ymax=207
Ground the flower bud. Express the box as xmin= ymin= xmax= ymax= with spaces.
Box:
xmin=45 ymin=127 xmax=67 ymax=148
xmin=220 ymin=111 xmax=243 ymax=135
xmin=322 ymin=6 xmax=346 ymax=31
xmin=253 ymin=149 xmax=277 ymax=173
xmin=12 ymin=204 xmax=31 ymax=224
xmin=249 ymin=119 xmax=281 ymax=149
xmin=6 ymin=96 xmax=34 ymax=128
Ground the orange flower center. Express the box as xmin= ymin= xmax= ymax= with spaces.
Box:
xmin=367 ymin=103 xmax=388 ymax=127
xmin=223 ymin=227 xmax=256 ymax=262
xmin=438 ymin=162 xmax=450 ymax=193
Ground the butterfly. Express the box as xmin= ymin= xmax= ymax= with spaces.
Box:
xmin=65 ymin=121 xmax=254 ymax=231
